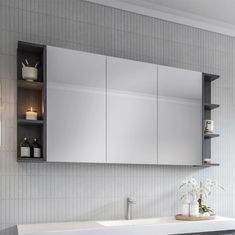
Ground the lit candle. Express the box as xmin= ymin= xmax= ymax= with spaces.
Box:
xmin=26 ymin=107 xmax=37 ymax=120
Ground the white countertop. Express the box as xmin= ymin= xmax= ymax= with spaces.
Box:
xmin=17 ymin=216 xmax=235 ymax=235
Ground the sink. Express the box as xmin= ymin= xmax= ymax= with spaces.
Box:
xmin=97 ymin=217 xmax=173 ymax=227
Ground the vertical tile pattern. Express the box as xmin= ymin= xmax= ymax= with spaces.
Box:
xmin=0 ymin=0 xmax=234 ymax=234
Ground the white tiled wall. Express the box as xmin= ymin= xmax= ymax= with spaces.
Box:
xmin=0 ymin=0 xmax=235 ymax=234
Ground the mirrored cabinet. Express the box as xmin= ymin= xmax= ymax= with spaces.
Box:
xmin=16 ymin=42 xmax=220 ymax=166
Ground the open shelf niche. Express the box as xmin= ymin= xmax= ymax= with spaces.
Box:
xmin=201 ymin=73 xmax=220 ymax=167
xmin=17 ymin=41 xmax=46 ymax=162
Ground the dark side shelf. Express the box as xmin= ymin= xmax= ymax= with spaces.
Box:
xmin=193 ymin=163 xmax=220 ymax=167
xmin=18 ymin=119 xmax=44 ymax=125
xmin=17 ymin=157 xmax=45 ymax=162
xmin=203 ymin=73 xmax=220 ymax=82
xmin=203 ymin=163 xmax=220 ymax=167
xmin=204 ymin=133 xmax=220 ymax=139
xmin=18 ymin=80 xmax=43 ymax=90
xmin=204 ymin=103 xmax=220 ymax=110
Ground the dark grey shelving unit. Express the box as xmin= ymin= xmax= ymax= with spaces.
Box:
xmin=17 ymin=41 xmax=47 ymax=162
xmin=201 ymin=72 xmax=220 ymax=167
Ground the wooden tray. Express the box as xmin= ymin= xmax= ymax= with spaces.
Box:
xmin=175 ymin=214 xmax=216 ymax=221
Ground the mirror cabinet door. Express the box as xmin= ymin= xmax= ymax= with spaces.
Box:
xmin=107 ymin=57 xmax=158 ymax=164
xmin=158 ymin=65 xmax=202 ymax=165
xmin=47 ymin=46 xmax=106 ymax=163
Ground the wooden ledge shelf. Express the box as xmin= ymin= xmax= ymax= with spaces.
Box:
xmin=204 ymin=103 xmax=220 ymax=110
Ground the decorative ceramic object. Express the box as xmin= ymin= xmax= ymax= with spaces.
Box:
xmin=190 ymin=196 xmax=199 ymax=216
xmin=22 ymin=66 xmax=38 ymax=82
xmin=204 ymin=120 xmax=214 ymax=133
xmin=203 ymin=158 xmax=212 ymax=164
xmin=181 ymin=194 xmax=190 ymax=216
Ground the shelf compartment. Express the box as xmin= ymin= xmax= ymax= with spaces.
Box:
xmin=17 ymin=41 xmax=45 ymax=83
xmin=18 ymin=80 xmax=43 ymax=90
xmin=17 ymin=85 xmax=44 ymax=120
xmin=204 ymin=133 xmax=220 ymax=139
xmin=204 ymin=103 xmax=220 ymax=110
xmin=18 ymin=119 xmax=43 ymax=125
xmin=17 ymin=125 xmax=44 ymax=160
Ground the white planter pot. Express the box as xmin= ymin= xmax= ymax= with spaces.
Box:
xmin=22 ymin=67 xmax=38 ymax=82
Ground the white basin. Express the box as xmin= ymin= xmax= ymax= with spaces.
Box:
xmin=97 ymin=217 xmax=172 ymax=227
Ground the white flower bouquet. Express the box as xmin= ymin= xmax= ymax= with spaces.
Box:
xmin=179 ymin=178 xmax=224 ymax=215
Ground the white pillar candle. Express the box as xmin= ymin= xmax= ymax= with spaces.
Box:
xmin=26 ymin=107 xmax=37 ymax=120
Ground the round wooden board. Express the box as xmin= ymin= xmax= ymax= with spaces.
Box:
xmin=175 ymin=214 xmax=216 ymax=221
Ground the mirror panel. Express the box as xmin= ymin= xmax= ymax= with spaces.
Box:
xmin=158 ymin=65 xmax=202 ymax=165
xmin=107 ymin=57 xmax=158 ymax=164
xmin=47 ymin=46 xmax=106 ymax=163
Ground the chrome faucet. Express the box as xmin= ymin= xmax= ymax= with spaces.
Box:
xmin=127 ymin=197 xmax=136 ymax=220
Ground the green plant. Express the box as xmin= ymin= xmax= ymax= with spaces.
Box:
xmin=198 ymin=198 xmax=213 ymax=214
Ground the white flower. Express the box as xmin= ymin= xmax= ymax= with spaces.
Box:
xmin=179 ymin=178 xmax=224 ymax=202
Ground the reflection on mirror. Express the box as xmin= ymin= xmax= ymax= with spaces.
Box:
xmin=158 ymin=66 xmax=202 ymax=166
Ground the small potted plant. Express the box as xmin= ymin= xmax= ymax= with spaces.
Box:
xmin=179 ymin=178 xmax=224 ymax=216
